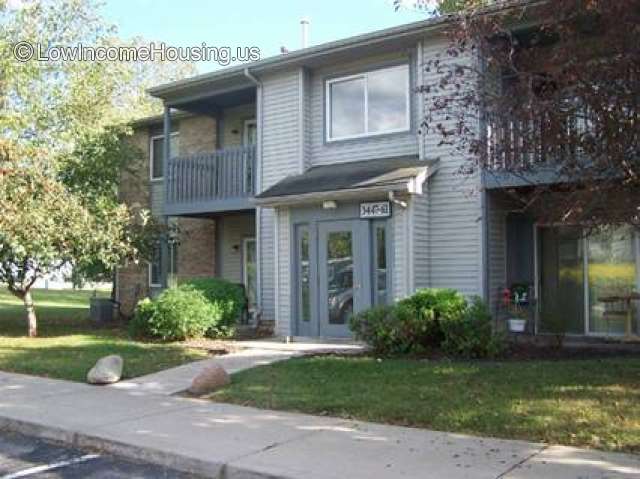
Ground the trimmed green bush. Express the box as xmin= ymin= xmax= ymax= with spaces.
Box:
xmin=349 ymin=305 xmax=401 ymax=354
xmin=350 ymin=288 xmax=503 ymax=357
xmin=129 ymin=286 xmax=215 ymax=341
xmin=350 ymin=288 xmax=466 ymax=355
xmin=184 ymin=278 xmax=246 ymax=338
xmin=129 ymin=278 xmax=246 ymax=341
xmin=396 ymin=288 xmax=467 ymax=347
xmin=128 ymin=297 xmax=156 ymax=339
xmin=440 ymin=296 xmax=505 ymax=358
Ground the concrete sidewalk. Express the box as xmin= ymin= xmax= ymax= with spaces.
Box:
xmin=0 ymin=371 xmax=638 ymax=479
xmin=111 ymin=339 xmax=366 ymax=395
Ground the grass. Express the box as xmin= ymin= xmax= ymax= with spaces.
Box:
xmin=0 ymin=288 xmax=209 ymax=382
xmin=210 ymin=355 xmax=640 ymax=453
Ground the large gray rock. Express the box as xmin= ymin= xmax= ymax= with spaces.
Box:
xmin=87 ymin=355 xmax=123 ymax=385
xmin=188 ymin=365 xmax=230 ymax=396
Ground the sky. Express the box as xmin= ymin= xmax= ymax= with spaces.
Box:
xmin=101 ymin=0 xmax=435 ymax=73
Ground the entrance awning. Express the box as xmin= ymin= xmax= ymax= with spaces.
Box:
xmin=255 ymin=156 xmax=439 ymax=206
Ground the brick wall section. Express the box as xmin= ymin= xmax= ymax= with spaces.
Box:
xmin=179 ymin=115 xmax=217 ymax=154
xmin=116 ymin=115 xmax=218 ymax=316
xmin=176 ymin=217 xmax=216 ymax=281
xmin=174 ymin=115 xmax=217 ymax=281
xmin=117 ymin=128 xmax=152 ymax=316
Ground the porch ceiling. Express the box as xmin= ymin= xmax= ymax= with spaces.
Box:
xmin=170 ymin=86 xmax=256 ymax=116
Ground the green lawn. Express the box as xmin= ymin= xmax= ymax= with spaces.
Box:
xmin=210 ymin=356 xmax=640 ymax=453
xmin=0 ymin=288 xmax=208 ymax=382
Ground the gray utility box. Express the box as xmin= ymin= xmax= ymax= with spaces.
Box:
xmin=90 ymin=297 xmax=115 ymax=324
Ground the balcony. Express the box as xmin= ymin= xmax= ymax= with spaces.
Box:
xmin=483 ymin=108 xmax=592 ymax=189
xmin=164 ymin=145 xmax=256 ymax=216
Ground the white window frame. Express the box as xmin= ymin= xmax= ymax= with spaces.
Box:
xmin=325 ymin=64 xmax=411 ymax=142
xmin=534 ymin=224 xmax=640 ymax=337
xmin=243 ymin=119 xmax=257 ymax=146
xmin=149 ymin=132 xmax=179 ymax=182
xmin=242 ymin=237 xmax=257 ymax=311
xmin=148 ymin=243 xmax=162 ymax=288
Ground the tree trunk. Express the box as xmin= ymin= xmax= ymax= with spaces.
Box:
xmin=23 ymin=290 xmax=37 ymax=338
xmin=110 ymin=270 xmax=116 ymax=302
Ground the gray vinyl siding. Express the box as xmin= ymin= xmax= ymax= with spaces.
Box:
xmin=259 ymin=69 xmax=303 ymax=325
xmin=217 ymin=212 xmax=256 ymax=284
xmin=418 ymin=36 xmax=483 ymax=297
xmin=259 ymin=207 xmax=276 ymax=321
xmin=276 ymin=208 xmax=291 ymax=336
xmin=413 ymin=192 xmax=430 ymax=289
xmin=392 ymin=200 xmax=410 ymax=299
xmin=221 ymin=103 xmax=256 ymax=148
xmin=308 ymin=52 xmax=419 ymax=166
xmin=302 ymin=68 xmax=312 ymax=170
xmin=150 ymin=182 xmax=164 ymax=217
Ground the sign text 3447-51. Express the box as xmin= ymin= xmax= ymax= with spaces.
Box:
xmin=360 ymin=201 xmax=391 ymax=219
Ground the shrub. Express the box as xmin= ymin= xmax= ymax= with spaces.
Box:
xmin=185 ymin=278 xmax=246 ymax=338
xmin=129 ymin=286 xmax=215 ymax=341
xmin=396 ymin=288 xmax=468 ymax=347
xmin=350 ymin=288 xmax=468 ymax=355
xmin=351 ymin=289 xmax=504 ymax=358
xmin=128 ymin=297 xmax=156 ymax=338
xmin=440 ymin=296 xmax=505 ymax=358
xmin=349 ymin=305 xmax=405 ymax=355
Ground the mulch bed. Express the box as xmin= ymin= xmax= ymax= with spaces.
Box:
xmin=180 ymin=336 xmax=640 ymax=362
xmin=181 ymin=339 xmax=239 ymax=356
xmin=321 ymin=342 xmax=640 ymax=362
xmin=500 ymin=342 xmax=640 ymax=361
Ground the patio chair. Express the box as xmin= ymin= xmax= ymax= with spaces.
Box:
xmin=600 ymin=296 xmax=630 ymax=337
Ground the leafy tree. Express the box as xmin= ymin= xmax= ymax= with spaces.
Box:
xmin=0 ymin=140 xmax=150 ymax=336
xmin=0 ymin=0 xmax=196 ymax=334
xmin=414 ymin=0 xmax=640 ymax=229
xmin=394 ymin=0 xmax=488 ymax=15
xmin=59 ymin=125 xmax=143 ymax=289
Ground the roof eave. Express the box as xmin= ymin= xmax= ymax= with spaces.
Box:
xmin=147 ymin=16 xmax=453 ymax=100
xmin=147 ymin=0 xmax=543 ymax=101
xmin=254 ymin=181 xmax=417 ymax=208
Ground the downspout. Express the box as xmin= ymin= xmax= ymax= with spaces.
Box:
xmin=481 ymin=188 xmax=490 ymax=303
xmin=477 ymin=51 xmax=490 ymax=307
xmin=243 ymin=68 xmax=264 ymax=319
xmin=411 ymin=38 xmax=425 ymax=296
xmin=161 ymin=104 xmax=171 ymax=290
xmin=417 ymin=39 xmax=425 ymax=161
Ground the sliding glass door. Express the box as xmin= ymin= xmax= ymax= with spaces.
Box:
xmin=539 ymin=226 xmax=639 ymax=336
xmin=539 ymin=227 xmax=585 ymax=334
xmin=587 ymin=230 xmax=638 ymax=335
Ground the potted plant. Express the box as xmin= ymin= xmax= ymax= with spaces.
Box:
xmin=507 ymin=301 xmax=528 ymax=333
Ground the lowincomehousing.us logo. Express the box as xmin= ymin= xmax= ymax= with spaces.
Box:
xmin=13 ymin=41 xmax=261 ymax=66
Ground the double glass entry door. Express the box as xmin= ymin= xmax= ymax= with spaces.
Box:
xmin=295 ymin=219 xmax=389 ymax=338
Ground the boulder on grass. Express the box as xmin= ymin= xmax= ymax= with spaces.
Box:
xmin=188 ymin=365 xmax=230 ymax=396
xmin=87 ymin=355 xmax=123 ymax=385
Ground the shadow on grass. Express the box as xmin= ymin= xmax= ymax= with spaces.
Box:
xmin=210 ymin=356 xmax=640 ymax=453
xmin=0 ymin=335 xmax=208 ymax=383
xmin=0 ymin=288 xmax=110 ymax=337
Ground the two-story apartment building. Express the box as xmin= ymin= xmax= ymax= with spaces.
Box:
xmin=117 ymin=15 xmax=640 ymax=340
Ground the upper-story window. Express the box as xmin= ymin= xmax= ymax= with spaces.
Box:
xmin=326 ymin=64 xmax=410 ymax=142
xmin=150 ymin=133 xmax=179 ymax=181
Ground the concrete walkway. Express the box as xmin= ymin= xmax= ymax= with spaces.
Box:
xmin=0 ymin=371 xmax=638 ymax=478
xmin=112 ymin=340 xmax=366 ymax=395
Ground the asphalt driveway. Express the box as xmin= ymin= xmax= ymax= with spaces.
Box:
xmin=0 ymin=431 xmax=200 ymax=478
